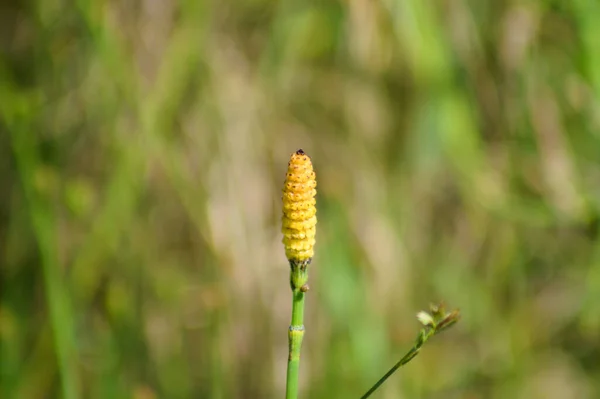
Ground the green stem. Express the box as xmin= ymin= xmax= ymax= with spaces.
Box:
xmin=286 ymin=290 xmax=305 ymax=399
xmin=286 ymin=262 xmax=308 ymax=399
xmin=359 ymin=328 xmax=435 ymax=399
xmin=290 ymin=289 xmax=305 ymax=327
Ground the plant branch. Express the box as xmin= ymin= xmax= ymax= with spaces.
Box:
xmin=359 ymin=303 xmax=460 ymax=399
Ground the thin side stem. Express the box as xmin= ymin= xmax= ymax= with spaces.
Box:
xmin=285 ymin=289 xmax=305 ymax=399
xmin=360 ymin=329 xmax=435 ymax=399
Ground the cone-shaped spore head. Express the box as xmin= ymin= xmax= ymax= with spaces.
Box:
xmin=282 ymin=149 xmax=317 ymax=264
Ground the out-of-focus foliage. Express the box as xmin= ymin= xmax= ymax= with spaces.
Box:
xmin=2 ymin=0 xmax=600 ymax=398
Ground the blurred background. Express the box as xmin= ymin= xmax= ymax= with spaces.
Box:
xmin=2 ymin=0 xmax=600 ymax=398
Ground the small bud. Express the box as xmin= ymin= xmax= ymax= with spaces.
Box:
xmin=430 ymin=302 xmax=446 ymax=321
xmin=436 ymin=309 xmax=461 ymax=333
xmin=416 ymin=311 xmax=435 ymax=327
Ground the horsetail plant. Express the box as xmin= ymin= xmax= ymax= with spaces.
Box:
xmin=281 ymin=149 xmax=317 ymax=399
xmin=280 ymin=149 xmax=460 ymax=399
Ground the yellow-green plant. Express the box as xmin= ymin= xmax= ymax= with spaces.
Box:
xmin=281 ymin=149 xmax=317 ymax=399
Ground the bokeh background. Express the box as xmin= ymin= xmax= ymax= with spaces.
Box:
xmin=2 ymin=0 xmax=600 ymax=398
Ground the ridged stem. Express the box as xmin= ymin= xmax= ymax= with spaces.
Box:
xmin=286 ymin=263 xmax=308 ymax=399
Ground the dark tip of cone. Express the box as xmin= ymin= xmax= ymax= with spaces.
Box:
xmin=296 ymin=149 xmax=305 ymax=155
